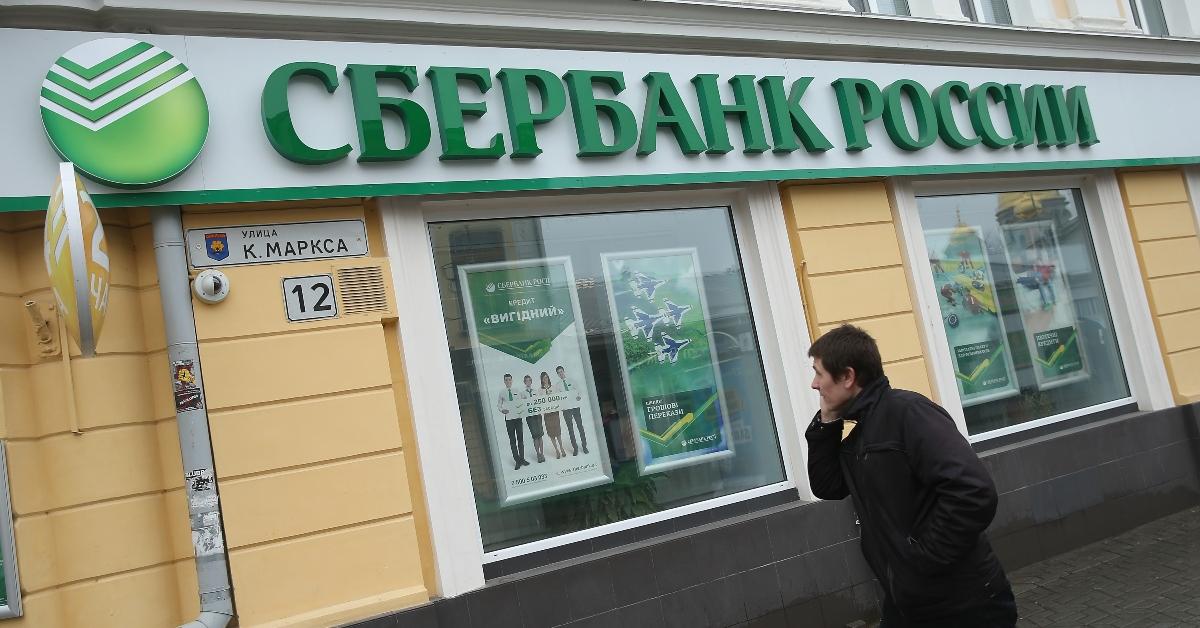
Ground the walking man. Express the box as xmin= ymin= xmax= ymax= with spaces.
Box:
xmin=806 ymin=325 xmax=1016 ymax=627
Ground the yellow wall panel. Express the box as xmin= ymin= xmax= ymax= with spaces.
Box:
xmin=155 ymin=420 xmax=185 ymax=491
xmin=1127 ymin=202 xmax=1197 ymax=241
xmin=0 ymin=368 xmax=37 ymax=439
xmin=8 ymin=424 xmax=164 ymax=514
xmin=139 ymin=288 xmax=166 ymax=354
xmin=885 ymin=358 xmax=933 ymax=400
xmin=1138 ymin=237 xmax=1200 ymax=278
xmin=55 ymin=563 xmax=186 ymax=628
xmin=807 ymin=267 xmax=913 ymax=323
xmin=147 ymin=351 xmax=175 ymax=421
xmin=103 ymin=224 xmax=138 ymax=289
xmin=1166 ymin=347 xmax=1200 ymax=402
xmin=92 ymin=286 xmax=147 ymax=355
xmin=1156 ymin=308 xmax=1200 ymax=354
xmin=199 ymin=325 xmax=392 ymax=410
xmin=211 ymin=389 xmax=403 ymax=478
xmin=131 ymin=224 xmax=158 ymax=289
xmin=182 ymin=205 xmax=366 ymax=234
xmin=31 ymin=355 xmax=156 ymax=432
xmin=0 ymin=296 xmax=31 ymax=366
xmin=15 ymin=227 xmax=49 ymax=294
xmin=174 ymin=558 xmax=201 ymax=620
xmin=1147 ymin=273 xmax=1200 ymax=315
xmin=191 ymin=259 xmax=393 ymax=340
xmin=11 ymin=590 xmax=65 ymax=628
xmin=13 ymin=513 xmax=58 ymax=594
xmin=1121 ymin=170 xmax=1189 ymax=207
xmin=229 ymin=518 xmax=425 ymax=627
xmin=0 ymin=231 xmax=20 ymax=296
xmin=36 ymin=495 xmax=178 ymax=586
xmin=819 ymin=313 xmax=924 ymax=364
xmin=796 ymin=223 xmax=902 ymax=275
xmin=784 ymin=182 xmax=892 ymax=229
xmin=221 ymin=453 xmax=411 ymax=548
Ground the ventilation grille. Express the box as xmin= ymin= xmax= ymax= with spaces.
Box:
xmin=336 ymin=265 xmax=389 ymax=315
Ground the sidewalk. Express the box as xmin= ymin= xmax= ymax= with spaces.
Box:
xmin=1010 ymin=505 xmax=1200 ymax=626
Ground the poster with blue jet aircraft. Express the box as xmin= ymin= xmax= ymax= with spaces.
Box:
xmin=601 ymin=248 xmax=733 ymax=474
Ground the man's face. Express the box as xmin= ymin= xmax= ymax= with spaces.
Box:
xmin=811 ymin=358 xmax=857 ymax=413
xmin=556 ymin=367 xmax=566 ymax=379
xmin=504 ymin=375 xmax=512 ymax=389
xmin=524 ymin=376 xmax=533 ymax=388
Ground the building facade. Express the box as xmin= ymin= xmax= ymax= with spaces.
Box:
xmin=0 ymin=1 xmax=1199 ymax=626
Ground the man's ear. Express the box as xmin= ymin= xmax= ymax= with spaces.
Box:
xmin=838 ymin=366 xmax=858 ymax=388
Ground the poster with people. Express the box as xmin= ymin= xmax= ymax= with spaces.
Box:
xmin=1002 ymin=221 xmax=1089 ymax=388
xmin=602 ymin=248 xmax=733 ymax=474
xmin=926 ymin=225 xmax=1020 ymax=406
xmin=459 ymin=257 xmax=612 ymax=506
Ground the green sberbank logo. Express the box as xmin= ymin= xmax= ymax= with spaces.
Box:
xmin=40 ymin=38 xmax=209 ymax=188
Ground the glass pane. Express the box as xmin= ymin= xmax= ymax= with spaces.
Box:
xmin=875 ymin=0 xmax=911 ymax=15
xmin=917 ymin=189 xmax=1130 ymax=435
xmin=1141 ymin=0 xmax=1169 ymax=35
xmin=978 ymin=0 xmax=1012 ymax=24
xmin=429 ymin=207 xmax=786 ymax=552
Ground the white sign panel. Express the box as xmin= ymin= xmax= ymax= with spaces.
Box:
xmin=282 ymin=274 xmax=338 ymax=322
xmin=185 ymin=220 xmax=367 ymax=268
xmin=2 ymin=28 xmax=1200 ymax=210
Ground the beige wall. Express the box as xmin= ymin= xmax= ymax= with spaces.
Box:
xmin=0 ymin=208 xmax=198 ymax=628
xmin=181 ymin=200 xmax=430 ymax=627
xmin=1117 ymin=169 xmax=1200 ymax=403
xmin=781 ymin=181 xmax=935 ymax=400
xmin=0 ymin=199 xmax=433 ymax=627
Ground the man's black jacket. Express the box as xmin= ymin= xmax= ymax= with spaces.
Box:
xmin=805 ymin=376 xmax=1007 ymax=621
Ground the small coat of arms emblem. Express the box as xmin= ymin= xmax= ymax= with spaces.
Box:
xmin=205 ymin=232 xmax=229 ymax=261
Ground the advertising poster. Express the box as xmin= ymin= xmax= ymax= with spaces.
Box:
xmin=926 ymin=225 xmax=1020 ymax=406
xmin=1002 ymin=221 xmax=1089 ymax=388
xmin=602 ymin=248 xmax=733 ymax=474
xmin=459 ymin=258 xmax=612 ymax=506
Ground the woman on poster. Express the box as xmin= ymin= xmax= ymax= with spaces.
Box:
xmin=540 ymin=371 xmax=567 ymax=459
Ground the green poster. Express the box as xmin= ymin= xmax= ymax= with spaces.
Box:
xmin=602 ymin=248 xmax=732 ymax=474
xmin=926 ymin=225 xmax=1020 ymax=406
xmin=1002 ymin=221 xmax=1088 ymax=388
xmin=460 ymin=258 xmax=612 ymax=506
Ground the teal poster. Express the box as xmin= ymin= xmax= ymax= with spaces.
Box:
xmin=1002 ymin=221 xmax=1088 ymax=388
xmin=602 ymin=248 xmax=732 ymax=474
xmin=925 ymin=225 xmax=1020 ymax=406
xmin=460 ymin=258 xmax=612 ymax=506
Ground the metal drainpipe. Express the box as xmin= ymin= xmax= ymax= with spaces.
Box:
xmin=152 ymin=207 xmax=235 ymax=628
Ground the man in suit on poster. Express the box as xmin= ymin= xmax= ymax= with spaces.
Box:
xmin=556 ymin=365 xmax=588 ymax=456
xmin=497 ymin=373 xmax=528 ymax=470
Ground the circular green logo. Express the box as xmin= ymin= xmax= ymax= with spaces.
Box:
xmin=40 ymin=38 xmax=209 ymax=189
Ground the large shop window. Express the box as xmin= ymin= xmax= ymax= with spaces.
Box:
xmin=429 ymin=207 xmax=785 ymax=552
xmin=917 ymin=188 xmax=1130 ymax=435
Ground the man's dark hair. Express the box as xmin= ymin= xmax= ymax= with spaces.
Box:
xmin=807 ymin=324 xmax=884 ymax=387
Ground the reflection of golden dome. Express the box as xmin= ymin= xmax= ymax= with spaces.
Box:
xmin=947 ymin=209 xmax=974 ymax=247
xmin=997 ymin=191 xmax=1062 ymax=221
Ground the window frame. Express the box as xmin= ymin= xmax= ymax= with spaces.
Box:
xmin=381 ymin=183 xmax=816 ymax=594
xmin=892 ymin=172 xmax=1173 ymax=443
xmin=0 ymin=443 xmax=21 ymax=619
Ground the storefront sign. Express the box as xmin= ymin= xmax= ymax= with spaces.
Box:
xmin=603 ymin=249 xmax=733 ymax=473
xmin=44 ymin=162 xmax=110 ymax=357
xmin=1003 ymin=220 xmax=1089 ymax=388
xmin=926 ymin=225 xmax=1019 ymax=405
xmin=185 ymin=219 xmax=368 ymax=268
xmin=459 ymin=258 xmax=612 ymax=506
xmin=4 ymin=29 xmax=1200 ymax=210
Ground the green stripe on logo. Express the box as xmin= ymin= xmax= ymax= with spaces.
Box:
xmin=42 ymin=64 xmax=189 ymax=123
xmin=47 ymin=51 xmax=173 ymax=101
xmin=54 ymin=41 xmax=153 ymax=80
